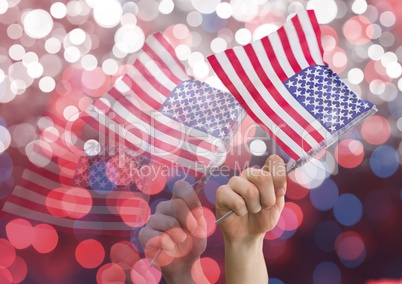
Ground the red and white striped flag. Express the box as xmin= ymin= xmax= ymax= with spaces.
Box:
xmin=208 ymin=9 xmax=376 ymax=167
xmin=80 ymin=32 xmax=244 ymax=177
xmin=2 ymin=32 xmax=245 ymax=234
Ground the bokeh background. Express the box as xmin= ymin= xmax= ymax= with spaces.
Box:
xmin=0 ymin=0 xmax=402 ymax=283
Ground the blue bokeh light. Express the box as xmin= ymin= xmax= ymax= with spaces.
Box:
xmin=313 ymin=262 xmax=341 ymax=284
xmin=309 ymin=178 xmax=339 ymax=211
xmin=0 ymin=152 xmax=13 ymax=183
xmin=203 ymin=174 xmax=229 ymax=204
xmin=333 ymin=194 xmax=363 ymax=226
xmin=269 ymin=278 xmax=285 ymax=284
xmin=370 ymin=145 xmax=399 ymax=178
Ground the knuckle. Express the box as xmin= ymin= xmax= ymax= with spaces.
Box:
xmin=232 ymin=198 xmax=246 ymax=213
xmin=244 ymin=186 xmax=259 ymax=200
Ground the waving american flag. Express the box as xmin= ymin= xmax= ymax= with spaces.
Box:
xmin=208 ymin=9 xmax=376 ymax=167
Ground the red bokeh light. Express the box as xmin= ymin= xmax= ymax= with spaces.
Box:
xmin=0 ymin=267 xmax=12 ymax=284
xmin=335 ymin=231 xmax=365 ymax=261
xmin=110 ymin=241 xmax=140 ymax=270
xmin=143 ymin=236 xmax=174 ymax=267
xmin=335 ymin=139 xmax=365 ymax=169
xmin=342 ymin=16 xmax=372 ymax=46
xmin=278 ymin=202 xmax=303 ymax=231
xmin=61 ymin=187 xmax=93 ymax=219
xmin=32 ymin=223 xmax=58 ymax=253
xmin=191 ymin=257 xmax=220 ymax=284
xmin=6 ymin=218 xmax=34 ymax=249
xmin=96 ymin=263 xmax=126 ymax=284
xmin=200 ymin=207 xmax=216 ymax=237
xmin=285 ymin=178 xmax=309 ymax=200
xmin=131 ymin=258 xmax=162 ymax=284
xmin=0 ymin=238 xmax=16 ymax=268
xmin=8 ymin=256 xmax=27 ymax=283
xmin=136 ymin=163 xmax=167 ymax=195
xmin=118 ymin=196 xmax=151 ymax=228
xmin=75 ymin=239 xmax=105 ymax=269
xmin=361 ymin=115 xmax=391 ymax=145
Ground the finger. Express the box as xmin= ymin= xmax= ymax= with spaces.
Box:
xmin=139 ymin=227 xmax=176 ymax=252
xmin=172 ymin=180 xmax=202 ymax=210
xmin=155 ymin=199 xmax=197 ymax=233
xmin=264 ymin=154 xmax=287 ymax=197
xmin=147 ymin=214 xmax=188 ymax=243
xmin=216 ymin=184 xmax=248 ymax=217
xmin=242 ymin=167 xmax=276 ymax=209
xmin=228 ymin=176 xmax=262 ymax=213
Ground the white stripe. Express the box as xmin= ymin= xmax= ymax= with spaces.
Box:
xmin=214 ymin=52 xmax=308 ymax=158
xmin=251 ymin=40 xmax=330 ymax=139
xmin=297 ymin=10 xmax=324 ymax=65
xmin=125 ymin=66 xmax=167 ymax=104
xmin=233 ymin=47 xmax=321 ymax=149
xmin=283 ymin=19 xmax=310 ymax=69
xmin=137 ymin=51 xmax=178 ymax=92
xmin=267 ymin=32 xmax=295 ymax=78
xmin=2 ymin=203 xmax=133 ymax=231
xmin=146 ymin=34 xmax=190 ymax=82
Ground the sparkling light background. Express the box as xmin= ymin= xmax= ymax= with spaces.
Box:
xmin=0 ymin=0 xmax=402 ymax=283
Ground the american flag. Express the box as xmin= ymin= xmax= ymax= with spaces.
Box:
xmin=2 ymin=32 xmax=245 ymax=233
xmin=81 ymin=32 xmax=244 ymax=178
xmin=208 ymin=9 xmax=377 ymax=166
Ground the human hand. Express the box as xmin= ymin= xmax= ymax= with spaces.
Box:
xmin=139 ymin=180 xmax=207 ymax=283
xmin=215 ymin=154 xmax=287 ymax=244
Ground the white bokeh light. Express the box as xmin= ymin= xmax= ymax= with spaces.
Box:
xmin=64 ymin=46 xmax=81 ymax=63
xmin=81 ymin=54 xmax=98 ymax=71
xmin=102 ymin=58 xmax=119 ymax=75
xmin=191 ymin=0 xmax=221 ymax=14
xmin=210 ymin=37 xmax=227 ymax=53
xmin=159 ymin=0 xmax=174 ymax=14
xmin=216 ymin=2 xmax=232 ymax=19
xmin=27 ymin=62 xmax=44 ymax=78
xmin=0 ymin=0 xmax=8 ymax=14
xmin=69 ymin=28 xmax=86 ymax=45
xmin=307 ymin=0 xmax=337 ymax=24
xmin=0 ymin=126 xmax=11 ymax=154
xmin=115 ymin=25 xmax=145 ymax=53
xmin=45 ymin=38 xmax=62 ymax=54
xmin=249 ymin=139 xmax=267 ymax=156
xmin=23 ymin=9 xmax=53 ymax=39
xmin=235 ymin=28 xmax=252 ymax=45
xmin=50 ymin=2 xmax=67 ymax=19
xmin=39 ymin=76 xmax=56 ymax=93
xmin=348 ymin=68 xmax=364 ymax=84
xmin=84 ymin=139 xmax=101 ymax=156
xmin=93 ymin=0 xmax=122 ymax=28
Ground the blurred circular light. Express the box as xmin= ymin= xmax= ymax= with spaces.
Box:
xmin=253 ymin=24 xmax=279 ymax=41
xmin=81 ymin=54 xmax=98 ymax=71
xmin=370 ymin=145 xmax=399 ymax=178
xmin=335 ymin=232 xmax=366 ymax=268
xmin=39 ymin=76 xmax=56 ymax=93
xmin=191 ymin=0 xmax=221 ymax=14
xmin=335 ymin=139 xmax=364 ymax=169
xmin=175 ymin=44 xmax=191 ymax=61
xmin=159 ymin=0 xmax=174 ymax=14
xmin=0 ymin=126 xmax=11 ymax=153
xmin=0 ymin=1 xmax=8 ymax=14
xmin=342 ymin=16 xmax=371 ymax=45
xmin=75 ymin=239 xmax=105 ymax=269
xmin=64 ymin=46 xmax=81 ymax=63
xmin=27 ymin=62 xmax=43 ymax=78
xmin=23 ymin=9 xmax=53 ymax=39
xmin=309 ymin=178 xmax=339 ymax=211
xmin=351 ymin=0 xmax=367 ymax=14
xmin=191 ymin=257 xmax=220 ymax=284
xmin=7 ymin=24 xmax=23 ymax=40
xmin=45 ymin=38 xmax=62 ymax=54
xmin=216 ymin=2 xmax=232 ymax=19
xmin=249 ymin=139 xmax=267 ymax=156
xmin=9 ymin=44 xmax=25 ymax=61
xmin=102 ymin=59 xmax=119 ymax=75
xmin=93 ymin=0 xmax=122 ymax=28
xmin=96 ymin=263 xmax=126 ymax=283
xmin=7 ymin=256 xmax=27 ymax=284
xmin=115 ymin=25 xmax=145 ymax=53
xmin=69 ymin=28 xmax=86 ymax=45
xmin=307 ymin=0 xmax=337 ymax=24
xmin=5 ymin=218 xmax=33 ymax=249
xmin=32 ymin=224 xmax=58 ymax=253
xmin=348 ymin=68 xmax=364 ymax=84
xmin=333 ymin=194 xmax=363 ymax=226
xmin=235 ymin=28 xmax=251 ymax=45
xmin=386 ymin=62 xmax=402 ymax=79
xmin=313 ymin=262 xmax=341 ymax=284
xmin=0 ymin=239 xmax=16 ymax=268
xmin=367 ymin=44 xmax=384 ymax=61
xmin=136 ymin=0 xmax=159 ymax=21
xmin=231 ymin=0 xmax=258 ymax=22
xmin=210 ymin=37 xmax=227 ymax=54
xmin=50 ymin=2 xmax=67 ymax=19
xmin=187 ymin=11 xmax=202 ymax=27
xmin=361 ymin=115 xmax=391 ymax=145
xmin=192 ymin=61 xmax=209 ymax=79
xmin=379 ymin=11 xmax=396 ymax=27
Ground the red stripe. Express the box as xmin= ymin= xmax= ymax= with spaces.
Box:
xmin=142 ymin=43 xmax=183 ymax=85
xmin=154 ymin=32 xmax=187 ymax=74
xmin=208 ymin=55 xmax=300 ymax=160
xmin=225 ymin=49 xmax=312 ymax=153
xmin=308 ymin=10 xmax=325 ymax=64
xmin=122 ymin=73 xmax=163 ymax=111
xmin=261 ymin=37 xmax=288 ymax=82
xmin=133 ymin=59 xmax=171 ymax=98
xmin=292 ymin=15 xmax=316 ymax=67
xmin=244 ymin=44 xmax=324 ymax=144
xmin=277 ymin=26 xmax=302 ymax=74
